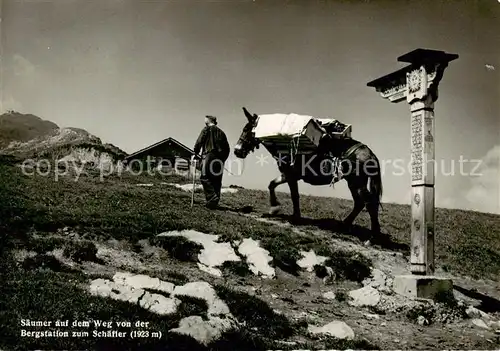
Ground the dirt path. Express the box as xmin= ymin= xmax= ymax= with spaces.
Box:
xmin=225 ymin=211 xmax=500 ymax=349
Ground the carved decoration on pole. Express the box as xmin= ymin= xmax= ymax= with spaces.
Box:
xmin=367 ymin=49 xmax=458 ymax=276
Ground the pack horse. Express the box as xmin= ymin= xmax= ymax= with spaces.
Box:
xmin=234 ymin=107 xmax=383 ymax=233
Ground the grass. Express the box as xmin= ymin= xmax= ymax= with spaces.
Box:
xmin=228 ymin=180 xmax=500 ymax=280
xmin=174 ymin=295 xmax=210 ymax=321
xmin=150 ymin=236 xmax=203 ymax=263
xmin=335 ymin=290 xmax=349 ymax=303
xmin=0 ymin=159 xmax=499 ymax=349
xmin=405 ymin=300 xmax=468 ymax=326
xmin=0 ymin=267 xmax=209 ymax=350
xmin=214 ymin=285 xmax=297 ymax=340
xmin=1 ymin=159 xmax=499 ymax=279
xmin=62 ymin=240 xmax=99 ymax=263
xmin=0 ymin=162 xmax=372 ymax=276
xmin=26 ymin=235 xmax=68 ymax=253
xmin=21 ymin=253 xmax=77 ymax=273
xmin=221 ymin=261 xmax=253 ymax=277
xmin=322 ymin=251 xmax=372 ymax=282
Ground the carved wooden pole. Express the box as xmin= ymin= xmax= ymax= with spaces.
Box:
xmin=367 ymin=49 xmax=458 ymax=276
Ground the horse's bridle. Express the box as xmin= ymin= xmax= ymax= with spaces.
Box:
xmin=237 ymin=122 xmax=260 ymax=156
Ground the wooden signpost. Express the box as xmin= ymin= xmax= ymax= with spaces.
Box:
xmin=367 ymin=48 xmax=459 ymax=299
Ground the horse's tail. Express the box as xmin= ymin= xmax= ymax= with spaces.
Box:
xmin=368 ymin=154 xmax=383 ymax=211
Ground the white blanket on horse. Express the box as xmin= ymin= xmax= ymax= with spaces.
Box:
xmin=253 ymin=114 xmax=341 ymax=138
xmin=253 ymin=113 xmax=345 ymax=156
xmin=253 ymin=113 xmax=320 ymax=139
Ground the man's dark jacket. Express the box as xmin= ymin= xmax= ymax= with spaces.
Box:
xmin=194 ymin=125 xmax=230 ymax=161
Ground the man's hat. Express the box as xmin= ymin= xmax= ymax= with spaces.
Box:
xmin=205 ymin=115 xmax=217 ymax=124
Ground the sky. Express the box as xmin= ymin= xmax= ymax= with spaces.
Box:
xmin=1 ymin=0 xmax=499 ymax=214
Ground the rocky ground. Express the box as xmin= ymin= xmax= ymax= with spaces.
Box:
xmin=9 ymin=217 xmax=500 ymax=350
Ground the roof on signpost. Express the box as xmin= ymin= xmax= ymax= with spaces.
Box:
xmin=366 ymin=65 xmax=412 ymax=89
xmin=398 ymin=48 xmax=459 ymax=64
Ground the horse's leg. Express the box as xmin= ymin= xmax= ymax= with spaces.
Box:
xmin=343 ymin=178 xmax=366 ymax=228
xmin=366 ymin=167 xmax=382 ymax=234
xmin=366 ymin=195 xmax=381 ymax=234
xmin=268 ymin=174 xmax=286 ymax=215
xmin=287 ymin=177 xmax=301 ymax=221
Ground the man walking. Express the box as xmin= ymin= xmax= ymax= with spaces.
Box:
xmin=192 ymin=115 xmax=230 ymax=209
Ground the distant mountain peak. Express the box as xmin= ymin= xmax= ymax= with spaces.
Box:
xmin=0 ymin=111 xmax=127 ymax=161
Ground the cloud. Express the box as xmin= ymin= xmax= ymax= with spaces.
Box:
xmin=12 ymin=54 xmax=36 ymax=77
xmin=5 ymin=54 xmax=46 ymax=111
xmin=463 ymin=145 xmax=500 ymax=214
xmin=399 ymin=146 xmax=500 ymax=215
xmin=0 ymin=94 xmax=23 ymax=113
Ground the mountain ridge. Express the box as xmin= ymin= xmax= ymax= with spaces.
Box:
xmin=0 ymin=110 xmax=127 ymax=163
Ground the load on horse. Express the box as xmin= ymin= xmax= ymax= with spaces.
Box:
xmin=234 ymin=107 xmax=383 ymax=234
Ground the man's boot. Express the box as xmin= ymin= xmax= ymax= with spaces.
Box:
xmin=206 ymin=197 xmax=219 ymax=209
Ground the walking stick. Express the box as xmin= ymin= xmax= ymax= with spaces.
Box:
xmin=190 ymin=159 xmax=197 ymax=208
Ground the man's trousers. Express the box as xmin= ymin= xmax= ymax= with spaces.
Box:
xmin=199 ymin=152 xmax=224 ymax=207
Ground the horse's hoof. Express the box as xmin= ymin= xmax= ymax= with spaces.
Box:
xmin=240 ymin=206 xmax=253 ymax=214
xmin=290 ymin=216 xmax=301 ymax=225
xmin=269 ymin=206 xmax=281 ymax=215
xmin=341 ymin=221 xmax=353 ymax=232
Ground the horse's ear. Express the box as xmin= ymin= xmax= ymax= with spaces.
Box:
xmin=242 ymin=107 xmax=253 ymax=121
